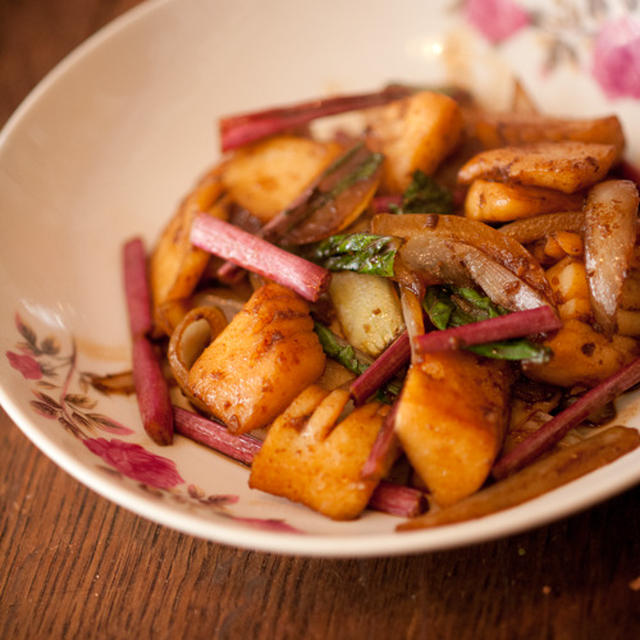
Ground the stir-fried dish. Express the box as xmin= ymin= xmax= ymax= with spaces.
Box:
xmin=121 ymin=83 xmax=640 ymax=529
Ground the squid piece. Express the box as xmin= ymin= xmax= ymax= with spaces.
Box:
xmin=249 ymin=386 xmax=398 ymax=520
xmin=187 ymin=283 xmax=325 ymax=433
xmin=394 ymin=351 xmax=512 ymax=507
xmin=458 ymin=141 xmax=617 ymax=194
xmin=367 ymin=91 xmax=463 ymax=192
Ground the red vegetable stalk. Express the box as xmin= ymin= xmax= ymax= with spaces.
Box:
xmin=414 ymin=306 xmax=561 ymax=355
xmin=219 ymin=85 xmax=412 ymax=152
xmin=361 ymin=401 xmax=400 ymax=480
xmin=191 ymin=214 xmax=330 ymax=302
xmin=173 ymin=406 xmax=426 ymax=518
xmin=122 ymin=237 xmax=173 ymax=445
xmin=493 ymin=355 xmax=640 ymax=479
xmin=350 ymin=332 xmax=410 ymax=406
xmin=372 ymin=195 xmax=403 ymax=213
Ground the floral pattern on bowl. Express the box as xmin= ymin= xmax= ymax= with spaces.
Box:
xmin=461 ymin=0 xmax=640 ymax=100
xmin=5 ymin=313 xmax=302 ymax=534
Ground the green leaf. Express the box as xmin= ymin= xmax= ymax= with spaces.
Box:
xmin=309 ymin=233 xmax=399 ymax=277
xmin=468 ymin=341 xmax=552 ymax=364
xmin=313 ymin=322 xmax=368 ymax=376
xmin=423 ymin=285 xmax=551 ymax=363
xmin=396 ymin=170 xmax=453 ymax=215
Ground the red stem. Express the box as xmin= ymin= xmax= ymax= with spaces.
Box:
xmin=372 ymin=195 xmax=403 ymax=213
xmin=131 ymin=336 xmax=173 ymax=445
xmin=173 ymin=406 xmax=261 ymax=465
xmin=350 ymin=332 xmax=410 ymax=406
xmin=414 ymin=306 xmax=561 ymax=355
xmin=493 ymin=355 xmax=640 ymax=479
xmin=219 ymin=85 xmax=412 ymax=152
xmin=191 ymin=214 xmax=330 ymax=302
xmin=173 ymin=406 xmax=427 ymax=518
xmin=123 ymin=237 xmax=153 ymax=337
xmin=368 ymin=481 xmax=428 ymax=518
xmin=361 ymin=401 xmax=399 ymax=480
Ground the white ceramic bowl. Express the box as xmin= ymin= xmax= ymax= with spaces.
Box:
xmin=1 ymin=0 xmax=639 ymax=556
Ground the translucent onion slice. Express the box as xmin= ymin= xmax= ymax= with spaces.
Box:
xmin=584 ymin=180 xmax=639 ymax=333
xmin=372 ymin=213 xmax=553 ymax=300
xmin=168 ymin=306 xmax=228 ymax=407
xmin=401 ymin=235 xmax=551 ymax=312
xmin=499 ymin=210 xmax=584 ymax=245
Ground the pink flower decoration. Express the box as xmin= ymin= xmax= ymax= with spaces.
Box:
xmin=592 ymin=18 xmax=640 ymax=100
xmin=83 ymin=437 xmax=184 ymax=489
xmin=465 ymin=0 xmax=530 ymax=44
xmin=6 ymin=351 xmax=42 ymax=380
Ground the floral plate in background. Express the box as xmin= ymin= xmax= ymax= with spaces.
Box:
xmin=1 ymin=0 xmax=639 ymax=556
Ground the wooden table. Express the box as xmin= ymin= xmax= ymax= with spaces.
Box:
xmin=2 ymin=2 xmax=640 ymax=638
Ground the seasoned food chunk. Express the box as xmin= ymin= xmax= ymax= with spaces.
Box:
xmin=367 ymin=91 xmax=463 ymax=192
xmin=395 ymin=352 xmax=512 ymax=507
xmin=188 ymin=283 xmax=325 ymax=433
xmin=221 ymin=135 xmax=341 ymax=222
xmin=458 ymin=142 xmax=617 ymax=193
xmin=464 ymin=179 xmax=584 ymax=222
xmin=250 ymin=386 xmax=396 ymax=519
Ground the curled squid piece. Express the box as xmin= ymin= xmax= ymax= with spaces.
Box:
xmin=187 ymin=283 xmax=325 ymax=434
xmin=395 ymin=351 xmax=512 ymax=507
xmin=249 ymin=385 xmax=398 ymax=520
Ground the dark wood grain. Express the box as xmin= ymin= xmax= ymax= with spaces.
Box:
xmin=2 ymin=2 xmax=640 ymax=639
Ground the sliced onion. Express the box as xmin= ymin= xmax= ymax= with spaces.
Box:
xmin=372 ymin=213 xmax=553 ymax=300
xmin=499 ymin=210 xmax=584 ymax=245
xmin=401 ymin=235 xmax=551 ymax=312
xmin=400 ymin=288 xmax=425 ymax=362
xmin=168 ymin=306 xmax=228 ymax=406
xmin=584 ymin=180 xmax=639 ymax=333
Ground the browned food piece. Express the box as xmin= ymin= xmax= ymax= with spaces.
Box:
xmin=149 ymin=166 xmax=230 ymax=336
xmin=221 ymin=135 xmax=341 ymax=222
xmin=394 ymin=351 xmax=512 ymax=507
xmin=367 ymin=91 xmax=463 ymax=192
xmin=468 ymin=112 xmax=625 ymax=158
xmin=464 ymin=179 xmax=584 ymax=222
xmin=499 ymin=210 xmax=584 ymax=245
xmin=249 ymin=386 xmax=398 ymax=520
xmin=524 ymin=318 xmax=638 ymax=387
xmin=583 ymin=180 xmax=639 ymax=334
xmin=398 ymin=426 xmax=640 ymax=530
xmin=458 ymin=142 xmax=617 ymax=194
xmin=187 ymin=283 xmax=325 ymax=433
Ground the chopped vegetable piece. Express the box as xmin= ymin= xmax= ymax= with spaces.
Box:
xmin=174 ymin=406 xmax=261 ymax=465
xmin=394 ymin=170 xmax=453 ymax=215
xmin=309 ymin=233 xmax=400 ymax=277
xmin=361 ymin=401 xmax=399 ymax=479
xmin=286 ymin=144 xmax=384 ymax=245
xmin=190 ymin=214 xmax=330 ymax=302
xmin=123 ymin=237 xmax=153 ymax=337
xmin=219 ymin=85 xmax=412 ymax=152
xmin=131 ymin=335 xmax=174 ymax=445
xmin=314 ymin=322 xmax=370 ymax=376
xmin=499 ymin=210 xmax=584 ymax=245
xmin=123 ymin=237 xmax=174 ymax=445
xmin=368 ymin=481 xmax=427 ymax=518
xmin=372 ymin=195 xmax=403 ymax=212
xmin=399 ymin=426 xmax=639 ymax=529
xmin=415 ymin=306 xmax=560 ymax=355
xmin=350 ymin=332 xmax=410 ymax=406
xmin=583 ymin=180 xmax=639 ymax=334
xmin=493 ymin=355 xmax=640 ymax=478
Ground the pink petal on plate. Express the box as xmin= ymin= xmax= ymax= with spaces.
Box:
xmin=465 ymin=0 xmax=530 ymax=44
